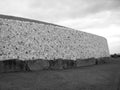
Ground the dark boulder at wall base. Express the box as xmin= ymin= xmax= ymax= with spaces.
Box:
xmin=48 ymin=59 xmax=76 ymax=70
xmin=25 ymin=59 xmax=50 ymax=71
xmin=48 ymin=60 xmax=64 ymax=70
xmin=76 ymin=58 xmax=96 ymax=67
xmin=0 ymin=61 xmax=4 ymax=72
xmin=0 ymin=59 xmax=30 ymax=73
xmin=95 ymin=57 xmax=111 ymax=64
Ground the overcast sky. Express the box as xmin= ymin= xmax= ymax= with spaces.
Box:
xmin=0 ymin=0 xmax=120 ymax=54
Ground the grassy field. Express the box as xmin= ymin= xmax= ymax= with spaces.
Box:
xmin=0 ymin=58 xmax=120 ymax=90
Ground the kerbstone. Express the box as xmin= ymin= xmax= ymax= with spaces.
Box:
xmin=76 ymin=58 xmax=96 ymax=67
xmin=26 ymin=60 xmax=49 ymax=71
xmin=0 ymin=60 xmax=30 ymax=73
xmin=48 ymin=59 xmax=76 ymax=70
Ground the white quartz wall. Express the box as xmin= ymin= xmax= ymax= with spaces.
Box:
xmin=0 ymin=18 xmax=110 ymax=61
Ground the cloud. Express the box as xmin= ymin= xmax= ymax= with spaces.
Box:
xmin=0 ymin=0 xmax=120 ymax=22
xmin=28 ymin=0 xmax=120 ymax=20
xmin=111 ymin=35 xmax=120 ymax=38
xmin=0 ymin=0 xmax=30 ymax=17
xmin=57 ymin=11 xmax=120 ymax=30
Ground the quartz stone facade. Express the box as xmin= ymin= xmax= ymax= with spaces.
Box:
xmin=0 ymin=15 xmax=110 ymax=61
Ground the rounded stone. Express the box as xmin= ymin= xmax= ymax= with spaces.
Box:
xmin=76 ymin=58 xmax=96 ymax=67
xmin=26 ymin=60 xmax=49 ymax=71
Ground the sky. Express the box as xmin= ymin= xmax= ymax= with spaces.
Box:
xmin=0 ymin=0 xmax=120 ymax=54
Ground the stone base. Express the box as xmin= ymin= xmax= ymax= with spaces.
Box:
xmin=76 ymin=58 xmax=96 ymax=67
xmin=25 ymin=60 xmax=49 ymax=71
xmin=0 ymin=59 xmax=30 ymax=73
xmin=0 ymin=57 xmax=110 ymax=73
xmin=96 ymin=57 xmax=111 ymax=64
xmin=48 ymin=59 xmax=76 ymax=70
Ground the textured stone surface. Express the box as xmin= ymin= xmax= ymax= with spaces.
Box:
xmin=26 ymin=59 xmax=49 ymax=71
xmin=0 ymin=15 xmax=110 ymax=61
xmin=0 ymin=59 xmax=30 ymax=73
xmin=49 ymin=59 xmax=76 ymax=70
xmin=76 ymin=58 xmax=96 ymax=67
xmin=96 ymin=57 xmax=111 ymax=64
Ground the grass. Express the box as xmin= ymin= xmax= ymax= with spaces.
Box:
xmin=0 ymin=57 xmax=120 ymax=90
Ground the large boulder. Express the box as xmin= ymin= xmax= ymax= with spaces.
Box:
xmin=0 ymin=59 xmax=30 ymax=73
xmin=96 ymin=57 xmax=110 ymax=64
xmin=26 ymin=59 xmax=49 ymax=71
xmin=76 ymin=58 xmax=96 ymax=67
xmin=48 ymin=59 xmax=63 ymax=70
xmin=48 ymin=59 xmax=76 ymax=70
xmin=62 ymin=60 xmax=76 ymax=69
xmin=0 ymin=61 xmax=4 ymax=72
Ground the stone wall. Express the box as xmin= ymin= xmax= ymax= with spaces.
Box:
xmin=0 ymin=15 xmax=110 ymax=61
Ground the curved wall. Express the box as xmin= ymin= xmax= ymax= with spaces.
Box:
xmin=0 ymin=15 xmax=110 ymax=61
